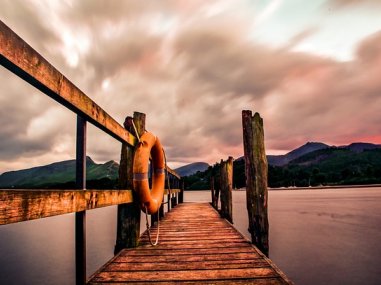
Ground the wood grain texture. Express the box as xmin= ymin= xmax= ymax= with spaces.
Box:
xmin=115 ymin=113 xmax=145 ymax=252
xmin=220 ymin=156 xmax=233 ymax=223
xmin=0 ymin=188 xmax=179 ymax=226
xmin=242 ymin=110 xmax=269 ymax=256
xmin=88 ymin=203 xmax=293 ymax=285
xmin=88 ymin=279 xmax=289 ymax=285
xmin=0 ymin=189 xmax=133 ymax=225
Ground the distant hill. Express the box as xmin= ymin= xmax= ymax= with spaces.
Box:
xmin=268 ymin=146 xmax=381 ymax=187
xmin=183 ymin=142 xmax=381 ymax=189
xmin=267 ymin=142 xmax=329 ymax=166
xmin=0 ymin=157 xmax=119 ymax=189
xmin=175 ymin=162 xmax=210 ymax=177
xmin=343 ymin=142 xmax=381 ymax=153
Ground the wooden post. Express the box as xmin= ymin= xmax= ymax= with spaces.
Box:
xmin=210 ymin=176 xmax=215 ymax=207
xmin=159 ymin=203 xmax=165 ymax=219
xmin=176 ymin=179 xmax=179 ymax=204
xmin=171 ymin=176 xmax=177 ymax=208
xmin=75 ymin=116 xmax=86 ymax=285
xmin=173 ymin=177 xmax=178 ymax=207
xmin=115 ymin=112 xmax=145 ymax=253
xmin=167 ymin=191 xmax=171 ymax=212
xmin=220 ymin=157 xmax=233 ymax=223
xmin=179 ymin=179 xmax=184 ymax=203
xmin=214 ymin=161 xmax=222 ymax=211
xmin=242 ymin=110 xmax=269 ymax=256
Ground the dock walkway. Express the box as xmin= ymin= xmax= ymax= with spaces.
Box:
xmin=88 ymin=203 xmax=292 ymax=284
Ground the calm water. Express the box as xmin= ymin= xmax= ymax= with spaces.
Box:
xmin=0 ymin=188 xmax=380 ymax=284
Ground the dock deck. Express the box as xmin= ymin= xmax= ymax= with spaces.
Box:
xmin=88 ymin=203 xmax=292 ymax=284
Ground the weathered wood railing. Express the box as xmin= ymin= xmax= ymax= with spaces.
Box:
xmin=0 ymin=20 xmax=182 ymax=285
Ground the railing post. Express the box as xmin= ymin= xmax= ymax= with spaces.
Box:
xmin=220 ymin=157 xmax=233 ymax=223
xmin=179 ymin=179 xmax=184 ymax=203
xmin=159 ymin=202 xmax=165 ymax=219
xmin=115 ymin=112 xmax=145 ymax=253
xmin=75 ymin=116 xmax=86 ymax=285
xmin=177 ymin=179 xmax=180 ymax=204
xmin=242 ymin=110 xmax=269 ymax=256
xmin=210 ymin=176 xmax=215 ymax=207
xmin=167 ymin=189 xmax=171 ymax=212
xmin=171 ymin=177 xmax=177 ymax=208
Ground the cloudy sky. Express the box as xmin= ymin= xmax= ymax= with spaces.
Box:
xmin=1 ymin=0 xmax=381 ymax=173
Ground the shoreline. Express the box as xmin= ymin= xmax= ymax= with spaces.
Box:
xmin=268 ymin=184 xmax=381 ymax=191
xmin=231 ymin=184 xmax=381 ymax=191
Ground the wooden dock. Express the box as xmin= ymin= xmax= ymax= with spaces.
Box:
xmin=88 ymin=203 xmax=292 ymax=284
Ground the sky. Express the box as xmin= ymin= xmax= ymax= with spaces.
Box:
xmin=1 ymin=0 xmax=381 ymax=173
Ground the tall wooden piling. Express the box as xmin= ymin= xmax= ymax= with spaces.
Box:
xmin=242 ymin=110 xmax=269 ymax=256
xmin=115 ymin=112 xmax=145 ymax=253
xmin=220 ymin=157 xmax=233 ymax=223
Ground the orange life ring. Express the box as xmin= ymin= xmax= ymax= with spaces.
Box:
xmin=133 ymin=131 xmax=165 ymax=214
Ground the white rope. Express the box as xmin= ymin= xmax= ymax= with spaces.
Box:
xmin=131 ymin=120 xmax=140 ymax=141
xmin=144 ymin=205 xmax=159 ymax=246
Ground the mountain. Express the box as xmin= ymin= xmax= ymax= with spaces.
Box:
xmin=182 ymin=142 xmax=381 ymax=189
xmin=268 ymin=146 xmax=381 ymax=187
xmin=175 ymin=162 xmax=210 ymax=177
xmin=267 ymin=142 xmax=329 ymax=166
xmin=0 ymin=157 xmax=119 ymax=189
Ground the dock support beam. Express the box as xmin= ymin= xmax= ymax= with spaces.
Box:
xmin=115 ymin=112 xmax=145 ymax=253
xmin=220 ymin=157 xmax=233 ymax=223
xmin=242 ymin=110 xmax=269 ymax=256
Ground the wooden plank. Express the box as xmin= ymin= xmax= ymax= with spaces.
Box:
xmin=115 ymin=252 xmax=260 ymax=263
xmin=118 ymin=247 xmax=256 ymax=256
xmin=138 ymin=241 xmax=250 ymax=249
xmin=0 ymin=189 xmax=133 ymax=225
xmin=89 ymin=279 xmax=288 ymax=285
xmin=0 ymin=20 xmax=137 ymax=147
xmin=104 ymin=260 xmax=270 ymax=271
xmin=88 ymin=203 xmax=293 ymax=284
xmin=91 ymin=267 xmax=278 ymax=282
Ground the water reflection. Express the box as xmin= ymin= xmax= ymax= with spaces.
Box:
xmin=0 ymin=188 xmax=380 ymax=285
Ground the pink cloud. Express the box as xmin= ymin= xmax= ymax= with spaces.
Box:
xmin=0 ymin=1 xmax=380 ymax=172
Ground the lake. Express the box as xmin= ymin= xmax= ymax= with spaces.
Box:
xmin=0 ymin=187 xmax=380 ymax=284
